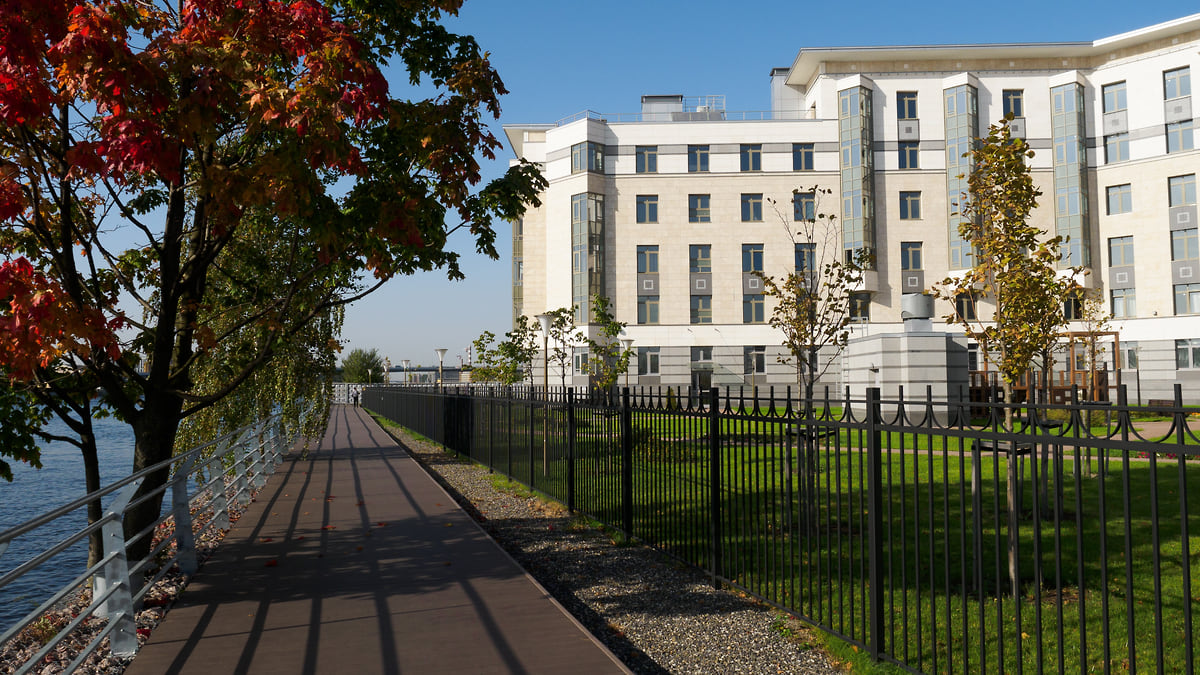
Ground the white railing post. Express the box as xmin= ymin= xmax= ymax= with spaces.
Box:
xmin=94 ymin=478 xmax=143 ymax=657
xmin=234 ymin=429 xmax=251 ymax=506
xmin=250 ymin=423 xmax=267 ymax=490
xmin=273 ymin=419 xmax=285 ymax=466
xmin=171 ymin=454 xmax=199 ymax=576
xmin=208 ymin=453 xmax=231 ymax=532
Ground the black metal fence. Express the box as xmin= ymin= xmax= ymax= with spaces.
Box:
xmin=364 ymin=384 xmax=1200 ymax=675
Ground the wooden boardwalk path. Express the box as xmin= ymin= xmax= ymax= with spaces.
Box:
xmin=126 ymin=405 xmax=629 ymax=674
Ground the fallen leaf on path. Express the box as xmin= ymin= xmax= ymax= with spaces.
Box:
xmin=264 ymin=560 xmax=278 ymax=567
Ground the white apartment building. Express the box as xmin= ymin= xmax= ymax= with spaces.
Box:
xmin=504 ymin=14 xmax=1200 ymax=402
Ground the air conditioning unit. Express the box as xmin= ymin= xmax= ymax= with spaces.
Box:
xmin=696 ymin=105 xmax=710 ymax=113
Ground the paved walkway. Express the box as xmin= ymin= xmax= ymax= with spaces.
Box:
xmin=127 ymin=405 xmax=629 ymax=675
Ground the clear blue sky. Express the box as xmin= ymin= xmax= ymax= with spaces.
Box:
xmin=339 ymin=2 xmax=1188 ymax=370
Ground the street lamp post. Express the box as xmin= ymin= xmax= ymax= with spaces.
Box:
xmin=435 ymin=348 xmax=447 ymax=387
xmin=620 ymin=337 xmax=634 ymax=391
xmin=401 ymin=359 xmax=410 ymax=385
xmin=535 ymin=314 xmax=552 ymax=476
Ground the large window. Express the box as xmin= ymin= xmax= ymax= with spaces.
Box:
xmin=899 ymin=141 xmax=919 ymax=169
xmin=689 ymin=244 xmax=711 ymax=273
xmin=688 ymin=145 xmax=709 ymax=172
xmin=636 ymin=245 xmax=659 ymax=273
xmin=742 ymin=244 xmax=764 ymax=272
xmin=637 ymin=295 xmax=660 ymax=324
xmin=636 ymin=195 xmax=658 ymax=223
xmin=1108 ymin=236 xmax=1134 ymax=266
xmin=1111 ymin=288 xmax=1136 ymax=318
xmin=793 ymin=191 xmax=815 ymax=221
xmin=1103 ymin=82 xmax=1127 ymax=113
xmin=1178 ymin=339 xmax=1200 ymax=369
xmin=637 ymin=347 xmax=660 ymax=375
xmin=795 ymin=243 xmax=815 ymax=272
xmin=899 ymin=191 xmax=921 ymax=219
xmin=1063 ymin=291 xmax=1083 ymax=321
xmin=901 ymin=242 xmax=923 ymax=270
xmin=570 ymin=141 xmax=604 ymax=173
xmin=1170 ymin=174 xmax=1197 ymax=206
xmin=743 ymin=295 xmax=764 ymax=323
xmin=690 ymin=295 xmax=712 ymax=324
xmin=1165 ymin=67 xmax=1192 ymax=100
xmin=1175 ymin=284 xmax=1200 ymax=315
xmin=792 ymin=143 xmax=814 ymax=171
xmin=741 ymin=193 xmax=763 ymax=222
xmin=743 ymin=346 xmax=766 ymax=375
xmin=635 ymin=146 xmax=657 ymax=173
xmin=740 ymin=144 xmax=762 ymax=172
xmin=896 ymin=92 xmax=918 ymax=119
xmin=1173 ymin=228 xmax=1198 ymax=261
xmin=1105 ymin=133 xmax=1129 ymax=163
xmin=1002 ymin=89 xmax=1024 ymax=118
xmin=688 ymin=194 xmax=711 ymax=222
xmin=1167 ymin=120 xmax=1194 ymax=154
xmin=1106 ymin=184 xmax=1132 ymax=215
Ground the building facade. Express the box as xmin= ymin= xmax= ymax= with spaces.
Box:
xmin=505 ymin=14 xmax=1200 ymax=402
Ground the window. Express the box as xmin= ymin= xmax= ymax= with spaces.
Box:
xmin=1175 ymin=284 xmax=1200 ymax=315
xmin=896 ymin=92 xmax=918 ymax=120
xmin=1170 ymin=174 xmax=1197 ymax=206
xmin=1167 ymin=121 xmax=1194 ymax=154
xmin=1111 ymin=288 xmax=1136 ymax=318
xmin=740 ymin=144 xmax=762 ymax=172
xmin=899 ymin=191 xmax=921 ymax=220
xmin=1063 ymin=291 xmax=1083 ymax=321
xmin=573 ymin=349 xmax=588 ymax=375
xmin=795 ymin=243 xmax=815 ymax=272
xmin=635 ymin=146 xmax=657 ymax=173
xmin=690 ymin=295 xmax=712 ymax=324
xmin=793 ymin=191 xmax=815 ymax=221
xmin=741 ymin=193 xmax=763 ymax=222
xmin=691 ymin=346 xmax=712 ymax=363
xmin=743 ymin=295 xmax=764 ymax=323
xmin=849 ymin=292 xmax=870 ymax=322
xmin=900 ymin=242 xmax=922 ymax=271
xmin=1178 ymin=339 xmax=1200 ymax=369
xmin=1122 ymin=342 xmax=1139 ymax=370
xmin=688 ymin=145 xmax=709 ymax=172
xmin=690 ymin=244 xmax=711 ymax=273
xmin=1165 ymin=67 xmax=1191 ymax=100
xmin=636 ymin=195 xmax=658 ymax=223
xmin=899 ymin=141 xmax=919 ymax=169
xmin=636 ymin=245 xmax=658 ymax=273
xmin=955 ymin=293 xmax=977 ymax=321
xmin=742 ymin=244 xmax=764 ymax=272
xmin=1108 ymin=236 xmax=1134 ymax=266
xmin=1105 ymin=134 xmax=1129 ymax=163
xmin=1173 ymin=228 xmax=1198 ymax=260
xmin=637 ymin=347 xmax=660 ymax=375
xmin=743 ymin=346 xmax=766 ymax=375
xmin=1106 ymin=185 xmax=1132 ymax=215
xmin=1102 ymin=82 xmax=1127 ymax=113
xmin=570 ymin=141 xmax=604 ymax=173
xmin=637 ymin=295 xmax=660 ymax=324
xmin=688 ymin=194 xmax=711 ymax=222
xmin=1002 ymin=90 xmax=1024 ymax=118
xmin=792 ymin=143 xmax=814 ymax=171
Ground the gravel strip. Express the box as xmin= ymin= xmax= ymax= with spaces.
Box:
xmin=388 ymin=425 xmax=846 ymax=675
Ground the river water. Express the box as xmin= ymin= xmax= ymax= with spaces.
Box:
xmin=0 ymin=415 xmax=136 ymax=634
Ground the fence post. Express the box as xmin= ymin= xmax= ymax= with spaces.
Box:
xmin=529 ymin=388 xmax=535 ymax=488
xmin=209 ymin=454 xmax=231 ymax=532
xmin=234 ymin=431 xmax=250 ymax=506
xmin=95 ymin=477 xmax=143 ymax=658
xmin=621 ymin=386 xmax=633 ymax=538
xmin=708 ymin=386 xmax=722 ymax=589
xmin=568 ymin=387 xmax=576 ymax=513
xmin=866 ymin=387 xmax=885 ymax=662
xmin=171 ymin=453 xmax=200 ymax=576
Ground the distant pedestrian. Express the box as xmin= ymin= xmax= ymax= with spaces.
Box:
xmin=353 ymin=391 xmax=360 ymax=407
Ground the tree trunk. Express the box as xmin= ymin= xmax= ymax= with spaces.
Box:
xmin=124 ymin=400 xmax=184 ymax=565
xmin=81 ymin=427 xmax=103 ymax=570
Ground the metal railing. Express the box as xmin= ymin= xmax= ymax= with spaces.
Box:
xmin=366 ymin=384 xmax=1200 ymax=675
xmin=0 ymin=413 xmax=302 ymax=673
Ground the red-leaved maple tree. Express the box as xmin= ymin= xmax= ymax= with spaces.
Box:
xmin=0 ymin=0 xmax=543 ymax=560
